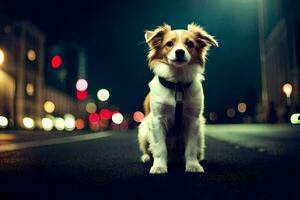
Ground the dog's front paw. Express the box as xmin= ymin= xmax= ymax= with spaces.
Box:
xmin=141 ymin=154 xmax=151 ymax=163
xmin=150 ymin=165 xmax=168 ymax=174
xmin=185 ymin=161 xmax=204 ymax=173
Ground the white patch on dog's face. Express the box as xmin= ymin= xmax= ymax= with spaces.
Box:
xmin=167 ymin=30 xmax=191 ymax=67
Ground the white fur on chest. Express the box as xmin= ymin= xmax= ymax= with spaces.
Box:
xmin=148 ymin=75 xmax=204 ymax=124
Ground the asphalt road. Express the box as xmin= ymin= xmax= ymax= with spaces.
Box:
xmin=0 ymin=127 xmax=299 ymax=199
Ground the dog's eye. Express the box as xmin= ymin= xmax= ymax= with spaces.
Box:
xmin=165 ymin=41 xmax=174 ymax=47
xmin=186 ymin=41 xmax=194 ymax=48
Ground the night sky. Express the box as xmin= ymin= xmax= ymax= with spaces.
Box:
xmin=1 ymin=0 xmax=261 ymax=116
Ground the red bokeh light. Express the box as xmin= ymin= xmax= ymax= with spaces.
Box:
xmin=51 ymin=55 xmax=62 ymax=69
xmin=99 ymin=108 xmax=112 ymax=120
xmin=99 ymin=119 xmax=109 ymax=130
xmin=89 ymin=113 xmax=99 ymax=123
xmin=120 ymin=122 xmax=129 ymax=131
xmin=133 ymin=111 xmax=145 ymax=123
xmin=111 ymin=123 xmax=119 ymax=130
xmin=77 ymin=90 xmax=88 ymax=101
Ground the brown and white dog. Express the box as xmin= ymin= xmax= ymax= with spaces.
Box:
xmin=138 ymin=23 xmax=218 ymax=174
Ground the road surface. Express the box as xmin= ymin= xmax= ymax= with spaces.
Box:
xmin=0 ymin=125 xmax=299 ymax=199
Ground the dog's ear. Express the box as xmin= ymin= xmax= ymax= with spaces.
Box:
xmin=145 ymin=24 xmax=171 ymax=49
xmin=187 ymin=23 xmax=218 ymax=47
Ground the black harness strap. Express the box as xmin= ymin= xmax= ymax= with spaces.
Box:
xmin=158 ymin=77 xmax=192 ymax=136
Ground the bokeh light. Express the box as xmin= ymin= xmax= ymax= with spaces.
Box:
xmin=99 ymin=119 xmax=109 ymax=130
xmin=290 ymin=113 xmax=300 ymax=124
xmin=76 ymin=79 xmax=88 ymax=91
xmin=100 ymin=108 xmax=112 ymax=120
xmin=77 ymin=90 xmax=88 ymax=101
xmin=237 ymin=103 xmax=247 ymax=113
xmin=27 ymin=49 xmax=37 ymax=61
xmin=51 ymin=55 xmax=62 ymax=69
xmin=120 ymin=122 xmax=129 ymax=131
xmin=97 ymin=89 xmax=110 ymax=101
xmin=89 ymin=113 xmax=99 ymax=123
xmin=55 ymin=117 xmax=65 ymax=131
xmin=26 ymin=83 xmax=34 ymax=96
xmin=133 ymin=111 xmax=144 ymax=123
xmin=0 ymin=48 xmax=5 ymax=65
xmin=64 ymin=114 xmax=76 ymax=131
xmin=90 ymin=122 xmax=99 ymax=131
xmin=23 ymin=117 xmax=35 ymax=129
xmin=112 ymin=113 xmax=123 ymax=124
xmin=209 ymin=112 xmax=218 ymax=121
xmin=226 ymin=108 xmax=236 ymax=118
xmin=42 ymin=117 xmax=54 ymax=131
xmin=44 ymin=101 xmax=55 ymax=113
xmin=86 ymin=102 xmax=97 ymax=113
xmin=76 ymin=118 xmax=85 ymax=130
xmin=0 ymin=116 xmax=8 ymax=128
xmin=111 ymin=123 xmax=120 ymax=130
xmin=282 ymin=83 xmax=293 ymax=97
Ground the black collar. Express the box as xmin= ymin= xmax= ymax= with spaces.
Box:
xmin=158 ymin=76 xmax=193 ymax=91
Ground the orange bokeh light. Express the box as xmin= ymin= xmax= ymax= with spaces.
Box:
xmin=76 ymin=118 xmax=85 ymax=130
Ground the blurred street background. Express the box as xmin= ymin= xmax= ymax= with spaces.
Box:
xmin=0 ymin=0 xmax=300 ymax=199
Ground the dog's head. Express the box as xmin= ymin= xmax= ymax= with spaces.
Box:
xmin=145 ymin=23 xmax=218 ymax=81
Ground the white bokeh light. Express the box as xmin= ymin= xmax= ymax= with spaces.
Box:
xmin=55 ymin=117 xmax=65 ymax=131
xmin=23 ymin=117 xmax=35 ymax=129
xmin=64 ymin=114 xmax=76 ymax=131
xmin=76 ymin=79 xmax=88 ymax=91
xmin=112 ymin=113 xmax=123 ymax=124
xmin=42 ymin=117 xmax=54 ymax=131
xmin=97 ymin=89 xmax=110 ymax=101
xmin=0 ymin=116 xmax=8 ymax=127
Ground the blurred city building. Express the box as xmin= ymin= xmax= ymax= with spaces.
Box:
xmin=0 ymin=21 xmax=45 ymax=128
xmin=259 ymin=0 xmax=300 ymax=122
xmin=0 ymin=20 xmax=87 ymax=129
xmin=46 ymin=42 xmax=88 ymax=97
xmin=45 ymin=42 xmax=88 ymax=119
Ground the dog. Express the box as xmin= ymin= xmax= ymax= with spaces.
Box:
xmin=138 ymin=23 xmax=218 ymax=174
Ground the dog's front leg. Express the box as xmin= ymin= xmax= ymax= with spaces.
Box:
xmin=185 ymin=119 xmax=204 ymax=173
xmin=149 ymin=117 xmax=168 ymax=174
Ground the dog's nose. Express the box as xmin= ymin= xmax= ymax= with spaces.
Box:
xmin=175 ymin=49 xmax=185 ymax=59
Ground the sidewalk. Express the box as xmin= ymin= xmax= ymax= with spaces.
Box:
xmin=206 ymin=124 xmax=300 ymax=157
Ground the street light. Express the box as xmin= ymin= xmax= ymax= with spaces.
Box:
xmin=0 ymin=48 xmax=5 ymax=66
xmin=282 ymin=83 xmax=293 ymax=105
